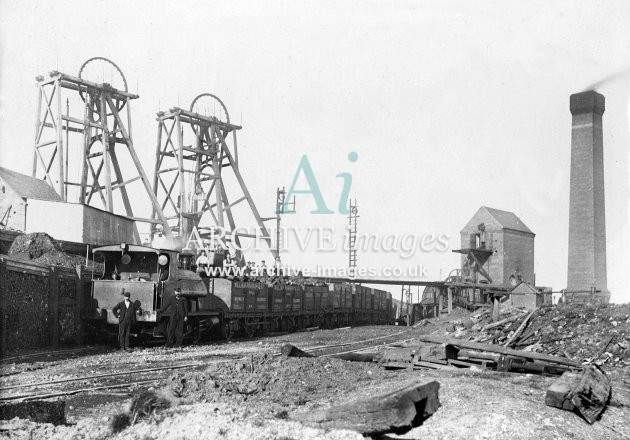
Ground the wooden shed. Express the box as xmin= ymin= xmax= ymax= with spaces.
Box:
xmin=510 ymin=281 xmax=547 ymax=311
xmin=0 ymin=167 xmax=61 ymax=231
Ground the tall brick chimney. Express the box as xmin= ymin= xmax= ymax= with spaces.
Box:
xmin=567 ymin=90 xmax=609 ymax=300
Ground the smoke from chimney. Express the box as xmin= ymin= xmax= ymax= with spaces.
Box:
xmin=583 ymin=66 xmax=630 ymax=91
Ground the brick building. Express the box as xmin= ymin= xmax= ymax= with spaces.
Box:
xmin=0 ymin=167 xmax=61 ymax=231
xmin=457 ymin=206 xmax=535 ymax=288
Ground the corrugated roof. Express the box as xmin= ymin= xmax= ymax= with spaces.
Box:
xmin=482 ymin=206 xmax=534 ymax=235
xmin=0 ymin=167 xmax=61 ymax=201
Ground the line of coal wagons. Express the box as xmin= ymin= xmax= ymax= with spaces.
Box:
xmin=88 ymin=244 xmax=395 ymax=341
xmin=210 ymin=279 xmax=395 ymax=338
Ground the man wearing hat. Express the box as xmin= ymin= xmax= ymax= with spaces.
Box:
xmin=158 ymin=288 xmax=188 ymax=348
xmin=112 ymin=289 xmax=142 ymax=351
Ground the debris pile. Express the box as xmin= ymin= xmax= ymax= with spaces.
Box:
xmin=447 ymin=303 xmax=630 ymax=367
xmin=168 ymin=354 xmax=393 ymax=409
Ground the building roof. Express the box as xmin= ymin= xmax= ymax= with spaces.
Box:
xmin=510 ymin=281 xmax=539 ymax=294
xmin=482 ymin=207 xmax=534 ymax=234
xmin=0 ymin=167 xmax=61 ymax=201
xmin=461 ymin=206 xmax=534 ymax=235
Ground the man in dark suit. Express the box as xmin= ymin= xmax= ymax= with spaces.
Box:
xmin=158 ymin=288 xmax=188 ymax=348
xmin=112 ymin=289 xmax=142 ymax=351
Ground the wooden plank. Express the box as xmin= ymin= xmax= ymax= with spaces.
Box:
xmin=2 ymin=257 xmax=50 ymax=276
xmin=483 ymin=313 xmax=521 ymax=330
xmin=417 ymin=334 xmax=582 ymax=367
xmin=55 ymin=78 xmax=65 ymax=201
xmin=331 ymin=352 xmax=380 ymax=363
xmin=32 ymin=84 xmax=44 ymax=175
xmin=504 ymin=309 xmax=537 ymax=347
xmin=105 ymin=95 xmax=172 ymax=236
xmin=56 ymin=73 xmax=138 ymax=99
xmin=75 ymin=265 xmax=84 ymax=346
xmin=545 ymin=371 xmax=581 ymax=410
xmin=569 ymin=365 xmax=611 ymax=424
xmin=295 ymin=380 xmax=440 ymax=435
xmin=108 ymin=147 xmax=141 ymax=243
xmin=447 ymin=359 xmax=481 ymax=368
xmin=546 ymin=366 xmax=611 ymax=424
xmin=280 ymin=344 xmax=313 ymax=358
xmin=447 ymin=287 xmax=453 ymax=313
xmin=457 ymin=349 xmax=502 ymax=362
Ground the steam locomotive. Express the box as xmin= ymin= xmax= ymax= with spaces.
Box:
xmin=86 ymin=243 xmax=394 ymax=343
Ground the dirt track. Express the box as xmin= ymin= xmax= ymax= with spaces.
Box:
xmin=1 ymin=310 xmax=629 ymax=440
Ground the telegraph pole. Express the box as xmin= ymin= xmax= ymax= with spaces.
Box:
xmin=274 ymin=187 xmax=295 ymax=264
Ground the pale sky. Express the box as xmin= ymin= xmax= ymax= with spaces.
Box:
xmin=1 ymin=0 xmax=629 ymax=302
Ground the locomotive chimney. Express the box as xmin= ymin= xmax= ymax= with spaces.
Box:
xmin=566 ymin=90 xmax=609 ymax=301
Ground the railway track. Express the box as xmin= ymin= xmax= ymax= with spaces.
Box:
xmin=0 ymin=328 xmax=416 ymax=402
xmin=0 ymin=346 xmax=111 ymax=365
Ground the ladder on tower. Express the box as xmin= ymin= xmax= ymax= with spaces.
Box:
xmin=348 ymin=199 xmax=359 ymax=270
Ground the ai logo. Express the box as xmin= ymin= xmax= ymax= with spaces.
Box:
xmin=284 ymin=152 xmax=358 ymax=215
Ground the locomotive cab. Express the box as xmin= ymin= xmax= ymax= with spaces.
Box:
xmin=88 ymin=243 xmax=219 ymax=342
xmin=90 ymin=244 xmax=180 ymax=326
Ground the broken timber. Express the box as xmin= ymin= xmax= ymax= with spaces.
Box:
xmin=280 ymin=344 xmax=313 ymax=358
xmin=482 ymin=314 xmax=522 ymax=331
xmin=504 ymin=309 xmax=537 ymax=347
xmin=281 ymin=344 xmax=384 ymax=363
xmin=545 ymin=365 xmax=611 ymax=424
xmin=417 ymin=335 xmax=582 ymax=368
xmin=295 ymin=380 xmax=440 ymax=435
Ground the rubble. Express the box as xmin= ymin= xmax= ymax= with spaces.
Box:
xmin=166 ymin=353 xmax=398 ymax=410
xmin=445 ymin=303 xmax=630 ymax=367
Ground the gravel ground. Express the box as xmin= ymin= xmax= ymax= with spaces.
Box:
xmin=1 ymin=312 xmax=629 ymax=440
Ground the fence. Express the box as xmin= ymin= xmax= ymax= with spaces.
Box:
xmin=0 ymin=256 xmax=91 ymax=354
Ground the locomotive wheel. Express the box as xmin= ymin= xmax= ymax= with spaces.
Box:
xmin=222 ymin=320 xmax=235 ymax=342
xmin=244 ymin=319 xmax=255 ymax=338
xmin=187 ymin=317 xmax=202 ymax=345
xmin=288 ymin=317 xmax=296 ymax=332
xmin=281 ymin=318 xmax=289 ymax=332
xmin=314 ymin=315 xmax=322 ymax=328
xmin=324 ymin=315 xmax=332 ymax=329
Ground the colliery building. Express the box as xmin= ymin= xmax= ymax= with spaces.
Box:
xmin=0 ymin=166 xmax=62 ymax=231
xmin=456 ymin=206 xmax=535 ymax=288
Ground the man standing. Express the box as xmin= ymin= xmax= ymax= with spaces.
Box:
xmin=195 ymin=250 xmax=209 ymax=277
xmin=112 ymin=289 xmax=141 ymax=351
xmin=158 ymin=288 xmax=188 ymax=348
